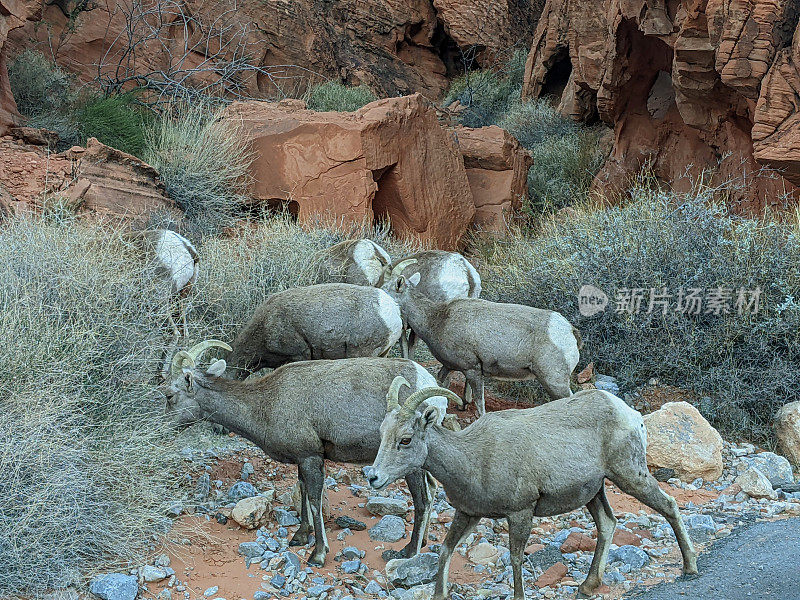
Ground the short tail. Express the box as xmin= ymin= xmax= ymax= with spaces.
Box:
xmin=572 ymin=326 xmax=583 ymax=350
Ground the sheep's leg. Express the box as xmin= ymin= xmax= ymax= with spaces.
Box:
xmin=612 ymin=473 xmax=698 ymax=575
xmin=167 ymin=313 xmax=181 ymax=339
xmin=507 ymin=510 xmax=534 ymax=600
xmin=401 ymin=469 xmax=435 ymax=558
xmin=433 ymin=509 xmax=480 ymax=600
xmin=436 ymin=365 xmax=451 ymax=388
xmin=407 ymin=328 xmax=418 ymax=360
xmin=180 ymin=300 xmax=189 ymax=339
xmin=400 ymin=329 xmax=410 ymax=359
xmin=465 ymin=371 xmax=485 ymax=416
xmin=289 ymin=469 xmax=312 ymax=547
xmin=579 ymin=485 xmax=616 ymax=596
xmin=298 ymin=456 xmax=329 ymax=566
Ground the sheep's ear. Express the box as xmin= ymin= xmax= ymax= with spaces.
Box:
xmin=408 ymin=272 xmax=421 ymax=287
xmin=420 ymin=405 xmax=440 ymax=430
xmin=207 ymin=359 xmax=227 ymax=377
xmin=183 ymin=370 xmax=194 ymax=392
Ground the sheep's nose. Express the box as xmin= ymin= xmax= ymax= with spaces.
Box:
xmin=362 ymin=466 xmax=377 ymax=485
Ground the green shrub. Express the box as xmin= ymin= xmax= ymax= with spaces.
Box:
xmin=499 ymin=100 xmax=606 ymax=213
xmin=442 ymin=50 xmax=526 ymax=128
xmin=0 ymin=218 xmax=180 ymax=595
xmin=476 ymin=183 xmax=800 ymax=444
xmin=76 ymin=93 xmax=154 ymax=157
xmin=306 ymin=80 xmax=377 ymax=112
xmin=144 ymin=104 xmax=252 ymax=237
xmin=8 ymin=49 xmax=73 ymax=117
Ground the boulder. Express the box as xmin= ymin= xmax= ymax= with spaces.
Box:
xmin=89 ymin=573 xmax=138 ymax=600
xmin=775 ymin=401 xmax=800 ymax=466
xmin=366 ymin=496 xmax=409 ymax=516
xmin=385 ymin=552 xmax=439 ymax=587
xmin=454 ymin=125 xmax=533 ymax=233
xmin=741 ymin=452 xmax=794 ymax=487
xmin=226 ymin=95 xmax=475 ymax=249
xmin=522 ymin=0 xmax=799 ymax=211
xmin=368 ymin=515 xmax=407 ymax=542
xmin=734 ymin=467 xmax=777 ymax=500
xmin=467 ymin=541 xmax=500 ymax=566
xmin=643 ymin=401 xmax=723 ymax=482
xmin=231 ymin=492 xmax=275 ymax=529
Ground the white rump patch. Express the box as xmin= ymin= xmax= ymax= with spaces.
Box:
xmin=377 ymin=290 xmax=403 ymax=339
xmin=353 ymin=240 xmax=386 ymax=286
xmin=546 ymin=312 xmax=580 ymax=372
xmin=437 ymin=255 xmax=471 ymax=300
xmin=155 ymin=230 xmax=196 ymax=292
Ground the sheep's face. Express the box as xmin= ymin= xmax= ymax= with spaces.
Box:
xmin=163 ymin=370 xmax=204 ymax=429
xmin=364 ymin=405 xmax=439 ymax=491
xmin=383 ymin=272 xmax=421 ymax=305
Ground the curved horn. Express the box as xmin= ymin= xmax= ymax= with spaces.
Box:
xmin=386 ymin=375 xmax=411 ymax=411
xmin=170 ymin=350 xmax=195 ymax=377
xmin=185 ymin=340 xmax=232 ymax=364
xmin=389 ymin=258 xmax=418 ymax=278
xmin=401 ymin=386 xmax=464 ymax=416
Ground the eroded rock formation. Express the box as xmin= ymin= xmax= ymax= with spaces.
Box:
xmin=225 ymin=95 xmax=475 ymax=249
xmin=523 ymin=0 xmax=800 ymax=210
xmin=0 ymin=0 xmax=40 ymax=134
xmin=454 ymin=125 xmax=533 ymax=232
xmin=0 ymin=133 xmax=174 ymax=219
xmin=8 ymin=0 xmax=537 ymax=100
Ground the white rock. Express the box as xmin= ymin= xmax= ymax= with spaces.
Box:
xmin=467 ymin=542 xmax=500 ymax=566
xmin=643 ymin=401 xmax=723 ymax=482
xmin=231 ymin=491 xmax=275 ymax=529
xmin=734 ymin=467 xmax=776 ymax=500
xmin=776 ymin=401 xmax=800 ymax=467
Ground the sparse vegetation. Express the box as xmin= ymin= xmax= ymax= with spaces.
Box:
xmin=443 ymin=50 xmax=607 ymax=213
xmin=306 ymin=80 xmax=377 ymax=112
xmin=143 ymin=104 xmax=252 ymax=237
xmin=0 ymin=218 xmax=179 ymax=596
xmin=476 ymin=180 xmax=800 ymax=444
xmin=8 ymin=50 xmax=154 ymax=155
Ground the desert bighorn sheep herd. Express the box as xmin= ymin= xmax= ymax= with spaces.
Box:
xmin=158 ymin=234 xmax=699 ymax=599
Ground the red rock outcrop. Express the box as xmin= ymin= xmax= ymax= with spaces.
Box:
xmin=522 ymin=0 xmax=800 ymax=210
xmin=225 ymin=94 xmax=475 ymax=249
xmin=454 ymin=125 xmax=533 ymax=232
xmin=0 ymin=133 xmax=174 ymax=219
xmin=0 ymin=0 xmax=40 ymax=133
xmin=9 ymin=0 xmax=538 ymax=101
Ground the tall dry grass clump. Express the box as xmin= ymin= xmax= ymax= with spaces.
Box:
xmin=0 ymin=217 xmax=180 ymax=596
xmin=144 ymin=104 xmax=253 ymax=237
xmin=476 ymin=181 xmax=800 ymax=443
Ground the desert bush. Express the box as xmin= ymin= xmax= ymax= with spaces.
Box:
xmin=0 ymin=218 xmax=180 ymax=595
xmin=76 ymin=93 xmax=154 ymax=156
xmin=307 ymin=81 xmax=377 ymax=112
xmin=476 ymin=182 xmax=800 ymax=443
xmin=144 ymin=104 xmax=252 ymax=237
xmin=498 ymin=100 xmax=606 ymax=212
xmin=8 ymin=49 xmax=73 ymax=117
xmin=442 ymin=49 xmax=526 ymax=128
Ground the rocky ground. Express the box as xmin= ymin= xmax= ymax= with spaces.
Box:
xmin=86 ymin=373 xmax=800 ymax=600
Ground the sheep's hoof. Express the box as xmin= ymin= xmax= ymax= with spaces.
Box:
xmin=577 ymin=581 xmax=598 ymax=598
xmin=308 ymin=551 xmax=326 ymax=567
xmin=289 ymin=529 xmax=310 ymax=547
xmin=683 ymin=558 xmax=699 ymax=576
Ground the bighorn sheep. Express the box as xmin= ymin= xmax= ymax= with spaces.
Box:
xmin=125 ymin=228 xmax=198 ymax=338
xmin=382 ymin=250 xmax=481 ymax=359
xmin=318 ymin=239 xmax=392 ymax=286
xmin=365 ymin=382 xmax=698 ymax=600
xmin=225 ymin=283 xmax=402 ymax=379
xmin=163 ymin=343 xmax=461 ymax=566
xmin=384 ymin=274 xmax=580 ymax=415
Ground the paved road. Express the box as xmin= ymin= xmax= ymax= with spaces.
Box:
xmin=627 ymin=517 xmax=800 ymax=600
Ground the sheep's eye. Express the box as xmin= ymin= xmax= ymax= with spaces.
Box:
xmin=399 ymin=437 xmax=412 ymax=447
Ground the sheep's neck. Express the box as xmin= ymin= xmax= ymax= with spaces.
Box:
xmin=422 ymin=426 xmax=476 ymax=500
xmin=199 ymin=385 xmax=263 ymax=444
xmin=402 ymin=293 xmax=439 ymax=336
